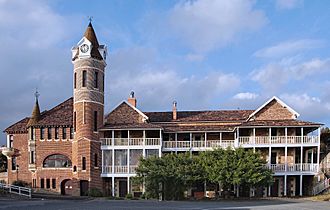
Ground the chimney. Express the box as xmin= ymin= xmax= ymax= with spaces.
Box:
xmin=172 ymin=101 xmax=177 ymax=120
xmin=128 ymin=91 xmax=137 ymax=107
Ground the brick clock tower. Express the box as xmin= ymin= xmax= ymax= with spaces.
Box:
xmin=71 ymin=22 xmax=107 ymax=195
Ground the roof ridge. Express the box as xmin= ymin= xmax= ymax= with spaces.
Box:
xmin=145 ymin=109 xmax=255 ymax=113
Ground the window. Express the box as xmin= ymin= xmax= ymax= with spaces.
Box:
xmin=102 ymin=74 xmax=104 ymax=91
xmin=93 ymin=111 xmax=98 ymax=131
xmin=82 ymin=70 xmax=87 ymax=87
xmin=48 ymin=127 xmax=52 ymax=139
xmin=52 ymin=179 xmax=56 ymax=189
xmin=94 ymin=153 xmax=98 ymax=167
xmin=94 ymin=71 xmax=98 ymax=88
xmin=30 ymin=151 xmax=35 ymax=164
xmin=74 ymin=72 xmax=77 ymax=89
xmin=12 ymin=157 xmax=16 ymax=170
xmin=46 ymin=179 xmax=50 ymax=189
xmin=62 ymin=128 xmax=67 ymax=139
xmin=146 ymin=149 xmax=159 ymax=158
xmin=40 ymin=128 xmax=45 ymax=140
xmin=40 ymin=179 xmax=44 ymax=189
xmin=32 ymin=179 xmax=36 ymax=188
xmin=74 ymin=112 xmax=76 ymax=132
xmin=82 ymin=157 xmax=86 ymax=170
xmin=30 ymin=128 xmax=34 ymax=140
xmin=43 ymin=154 xmax=72 ymax=168
xmin=9 ymin=135 xmax=13 ymax=148
xmin=271 ymin=128 xmax=278 ymax=136
xmin=70 ymin=127 xmax=74 ymax=139
xmin=55 ymin=127 xmax=59 ymax=139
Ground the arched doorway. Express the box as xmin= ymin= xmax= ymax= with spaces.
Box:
xmin=61 ymin=179 xmax=73 ymax=195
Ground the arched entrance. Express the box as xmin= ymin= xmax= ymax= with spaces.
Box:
xmin=61 ymin=179 xmax=73 ymax=195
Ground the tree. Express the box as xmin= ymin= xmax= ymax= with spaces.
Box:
xmin=136 ymin=149 xmax=273 ymax=200
xmin=0 ymin=154 xmax=7 ymax=173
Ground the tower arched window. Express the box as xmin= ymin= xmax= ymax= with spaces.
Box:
xmin=74 ymin=72 xmax=77 ymax=89
xmin=43 ymin=154 xmax=72 ymax=168
xmin=82 ymin=70 xmax=87 ymax=87
xmin=94 ymin=71 xmax=98 ymax=89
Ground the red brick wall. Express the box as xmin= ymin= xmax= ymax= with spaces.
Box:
xmin=7 ymin=133 xmax=31 ymax=185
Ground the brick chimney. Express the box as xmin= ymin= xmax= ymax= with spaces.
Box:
xmin=172 ymin=101 xmax=177 ymax=120
xmin=128 ymin=91 xmax=137 ymax=107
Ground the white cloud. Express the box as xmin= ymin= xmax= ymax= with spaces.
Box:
xmin=254 ymin=39 xmax=325 ymax=58
xmin=168 ymin=0 xmax=267 ymax=53
xmin=276 ymin=0 xmax=303 ymax=10
xmin=251 ymin=57 xmax=330 ymax=93
xmin=0 ymin=0 xmax=71 ymax=49
xmin=107 ymin=47 xmax=240 ymax=111
xmin=0 ymin=0 xmax=79 ymax=144
xmin=233 ymin=92 xmax=259 ymax=100
xmin=185 ymin=53 xmax=205 ymax=62
xmin=280 ymin=93 xmax=329 ymax=122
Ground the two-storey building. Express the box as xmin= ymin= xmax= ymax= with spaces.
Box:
xmin=1 ymin=22 xmax=323 ymax=198
xmin=100 ymin=95 xmax=322 ymax=197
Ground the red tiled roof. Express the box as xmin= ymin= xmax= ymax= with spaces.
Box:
xmin=4 ymin=98 xmax=73 ymax=133
xmin=160 ymin=124 xmax=237 ymax=132
xmin=240 ymin=120 xmax=323 ymax=127
xmin=145 ymin=110 xmax=254 ymax=123
xmin=101 ymin=123 xmax=162 ymax=130
xmin=4 ymin=117 xmax=30 ymax=134
xmin=35 ymin=98 xmax=73 ymax=127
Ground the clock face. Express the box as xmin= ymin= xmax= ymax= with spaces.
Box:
xmin=80 ymin=44 xmax=89 ymax=53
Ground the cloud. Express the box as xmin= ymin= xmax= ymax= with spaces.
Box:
xmin=167 ymin=0 xmax=267 ymax=53
xmin=233 ymin=92 xmax=258 ymax=100
xmin=0 ymin=0 xmax=71 ymax=49
xmin=251 ymin=57 xmax=330 ymax=93
xmin=276 ymin=0 xmax=303 ymax=10
xmin=0 ymin=0 xmax=79 ymax=144
xmin=280 ymin=93 xmax=329 ymax=122
xmin=254 ymin=39 xmax=325 ymax=58
xmin=185 ymin=53 xmax=205 ymax=62
xmin=106 ymin=47 xmax=240 ymax=111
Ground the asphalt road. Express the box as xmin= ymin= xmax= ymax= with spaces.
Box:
xmin=0 ymin=198 xmax=329 ymax=210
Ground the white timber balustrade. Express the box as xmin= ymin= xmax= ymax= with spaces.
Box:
xmin=268 ymin=163 xmax=318 ymax=172
xmin=100 ymin=137 xmax=161 ymax=146
xmin=0 ymin=183 xmax=31 ymax=198
xmin=238 ymin=136 xmax=319 ymax=146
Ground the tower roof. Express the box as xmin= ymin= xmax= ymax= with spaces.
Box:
xmin=83 ymin=22 xmax=103 ymax=60
xmin=27 ymin=93 xmax=41 ymax=127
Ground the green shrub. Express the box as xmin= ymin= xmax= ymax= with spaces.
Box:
xmin=12 ymin=180 xmax=30 ymax=187
xmin=125 ymin=193 xmax=133 ymax=199
xmin=86 ymin=188 xmax=103 ymax=197
xmin=140 ymin=193 xmax=146 ymax=199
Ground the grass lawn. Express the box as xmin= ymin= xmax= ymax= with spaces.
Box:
xmin=308 ymin=193 xmax=330 ymax=201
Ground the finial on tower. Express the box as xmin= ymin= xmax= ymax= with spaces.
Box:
xmin=34 ymin=88 xmax=40 ymax=102
xmin=88 ymin=16 xmax=93 ymax=24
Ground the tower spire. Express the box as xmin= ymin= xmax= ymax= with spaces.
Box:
xmin=27 ymin=89 xmax=41 ymax=127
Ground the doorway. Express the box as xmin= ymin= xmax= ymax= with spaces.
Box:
xmin=271 ymin=152 xmax=277 ymax=164
xmin=271 ymin=178 xmax=279 ymax=197
xmin=80 ymin=180 xmax=89 ymax=196
xmin=119 ymin=180 xmax=127 ymax=197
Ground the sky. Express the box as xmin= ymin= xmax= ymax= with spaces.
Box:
xmin=1 ymin=0 xmax=330 ymax=145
